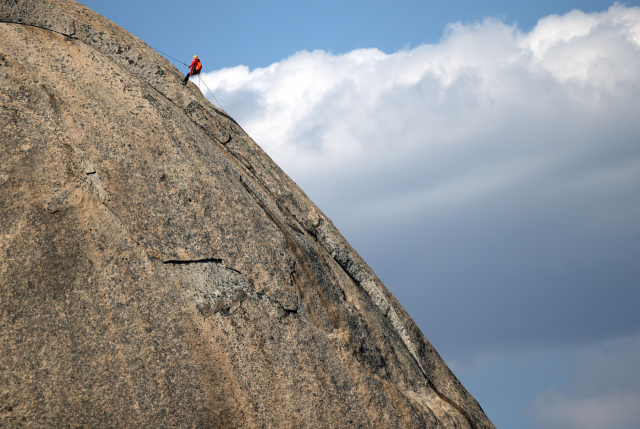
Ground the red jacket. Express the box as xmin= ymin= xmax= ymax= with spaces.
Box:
xmin=189 ymin=58 xmax=201 ymax=73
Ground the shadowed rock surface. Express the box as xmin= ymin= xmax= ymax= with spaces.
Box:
xmin=0 ymin=1 xmax=496 ymax=427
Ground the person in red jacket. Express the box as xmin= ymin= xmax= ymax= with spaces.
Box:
xmin=182 ymin=55 xmax=202 ymax=85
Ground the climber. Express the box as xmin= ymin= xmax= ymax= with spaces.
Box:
xmin=182 ymin=55 xmax=202 ymax=85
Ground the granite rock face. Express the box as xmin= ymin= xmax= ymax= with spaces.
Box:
xmin=0 ymin=1 xmax=496 ymax=428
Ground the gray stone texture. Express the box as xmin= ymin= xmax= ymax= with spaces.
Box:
xmin=0 ymin=1 xmax=496 ymax=428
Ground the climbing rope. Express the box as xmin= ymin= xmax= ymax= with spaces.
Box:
xmin=196 ymin=72 xmax=225 ymax=112
xmin=148 ymin=45 xmax=189 ymax=67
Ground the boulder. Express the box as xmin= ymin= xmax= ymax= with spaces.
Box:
xmin=0 ymin=1 xmax=495 ymax=427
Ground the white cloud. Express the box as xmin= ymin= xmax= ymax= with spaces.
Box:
xmin=521 ymin=6 xmax=640 ymax=87
xmin=526 ymin=333 xmax=640 ymax=429
xmin=201 ymin=4 xmax=640 ymax=235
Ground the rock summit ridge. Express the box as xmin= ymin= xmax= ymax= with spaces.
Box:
xmin=0 ymin=1 xmax=496 ymax=427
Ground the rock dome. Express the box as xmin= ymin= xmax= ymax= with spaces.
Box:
xmin=0 ymin=1 xmax=495 ymax=427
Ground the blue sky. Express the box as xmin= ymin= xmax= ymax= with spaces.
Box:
xmin=77 ymin=0 xmax=632 ymax=69
xmin=77 ymin=1 xmax=640 ymax=427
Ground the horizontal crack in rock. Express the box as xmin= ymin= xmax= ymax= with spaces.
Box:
xmin=163 ymin=258 xmax=223 ymax=265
